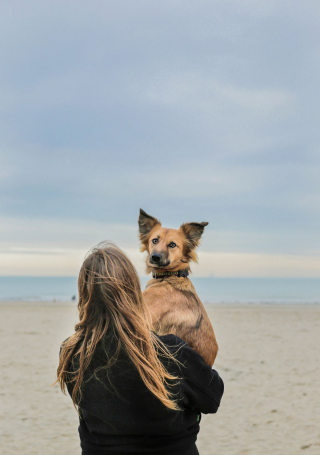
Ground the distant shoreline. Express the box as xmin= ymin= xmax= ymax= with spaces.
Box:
xmin=1 ymin=276 xmax=319 ymax=304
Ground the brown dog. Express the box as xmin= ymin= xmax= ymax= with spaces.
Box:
xmin=138 ymin=209 xmax=218 ymax=366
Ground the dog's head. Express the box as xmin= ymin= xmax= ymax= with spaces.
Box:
xmin=138 ymin=208 xmax=208 ymax=274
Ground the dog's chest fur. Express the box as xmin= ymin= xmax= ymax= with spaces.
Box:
xmin=143 ymin=277 xmax=203 ymax=336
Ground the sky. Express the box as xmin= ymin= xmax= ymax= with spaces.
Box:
xmin=0 ymin=0 xmax=320 ymax=277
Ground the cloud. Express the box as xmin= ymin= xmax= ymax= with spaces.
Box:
xmin=0 ymin=1 xmax=320 ymax=276
xmin=141 ymin=71 xmax=294 ymax=114
xmin=193 ymin=251 xmax=320 ymax=278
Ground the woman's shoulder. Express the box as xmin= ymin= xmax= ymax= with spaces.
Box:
xmin=61 ymin=337 xmax=70 ymax=346
xmin=59 ymin=337 xmax=69 ymax=355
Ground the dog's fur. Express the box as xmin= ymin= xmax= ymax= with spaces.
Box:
xmin=139 ymin=209 xmax=218 ymax=366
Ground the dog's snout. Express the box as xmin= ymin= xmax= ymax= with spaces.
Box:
xmin=151 ymin=253 xmax=161 ymax=263
xmin=149 ymin=251 xmax=170 ymax=268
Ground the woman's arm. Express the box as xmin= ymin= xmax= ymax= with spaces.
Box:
xmin=164 ymin=335 xmax=224 ymax=414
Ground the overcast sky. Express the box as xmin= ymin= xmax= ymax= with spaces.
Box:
xmin=1 ymin=1 xmax=320 ymax=277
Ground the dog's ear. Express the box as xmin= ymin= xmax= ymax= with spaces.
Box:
xmin=138 ymin=209 xmax=161 ymax=246
xmin=180 ymin=222 xmax=208 ymax=260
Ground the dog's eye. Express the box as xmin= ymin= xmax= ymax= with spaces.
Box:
xmin=152 ymin=238 xmax=158 ymax=244
xmin=169 ymin=242 xmax=176 ymax=248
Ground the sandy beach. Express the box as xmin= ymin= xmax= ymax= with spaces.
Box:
xmin=1 ymin=301 xmax=319 ymax=455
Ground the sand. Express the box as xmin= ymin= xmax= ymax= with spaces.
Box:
xmin=0 ymin=301 xmax=319 ymax=455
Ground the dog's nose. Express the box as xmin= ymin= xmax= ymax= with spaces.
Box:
xmin=151 ymin=253 xmax=161 ymax=263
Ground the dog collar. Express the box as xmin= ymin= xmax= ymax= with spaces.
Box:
xmin=152 ymin=269 xmax=189 ymax=279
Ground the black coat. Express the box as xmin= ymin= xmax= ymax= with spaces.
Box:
xmin=64 ymin=332 xmax=224 ymax=455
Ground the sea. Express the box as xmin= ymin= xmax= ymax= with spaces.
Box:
xmin=0 ymin=276 xmax=319 ymax=304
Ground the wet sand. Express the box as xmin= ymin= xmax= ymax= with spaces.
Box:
xmin=0 ymin=301 xmax=319 ymax=455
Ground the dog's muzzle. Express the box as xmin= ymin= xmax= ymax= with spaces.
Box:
xmin=149 ymin=253 xmax=170 ymax=267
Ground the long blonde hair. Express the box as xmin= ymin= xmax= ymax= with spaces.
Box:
xmin=57 ymin=243 xmax=179 ymax=410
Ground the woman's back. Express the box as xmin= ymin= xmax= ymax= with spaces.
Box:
xmin=65 ymin=330 xmax=223 ymax=455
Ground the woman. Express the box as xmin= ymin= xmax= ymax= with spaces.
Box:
xmin=57 ymin=243 xmax=224 ymax=455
